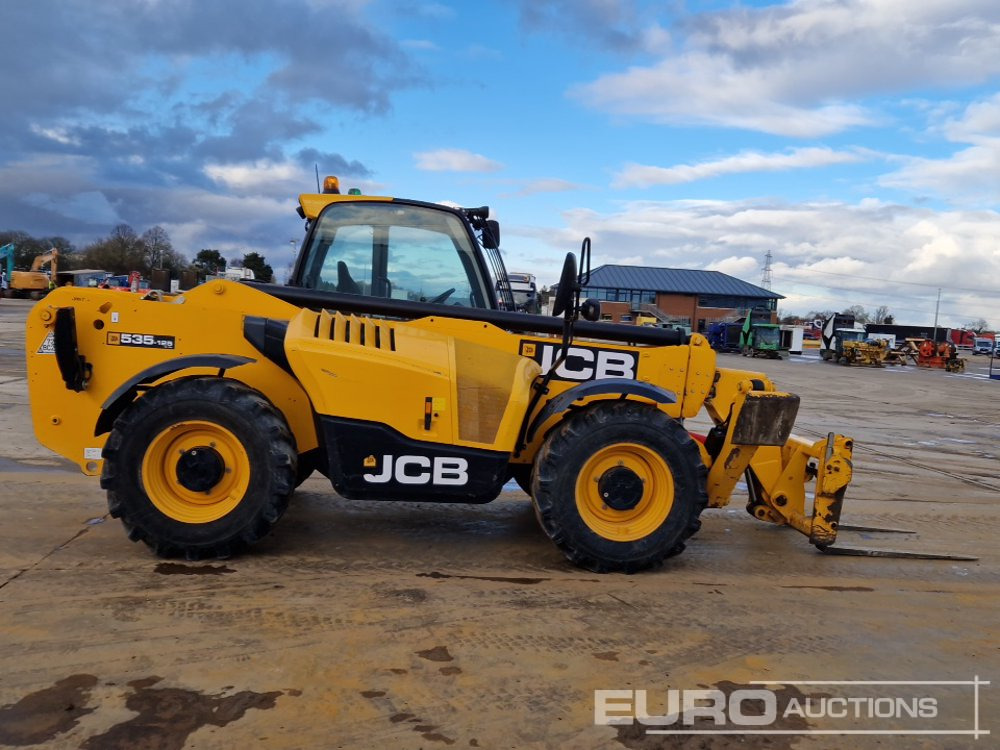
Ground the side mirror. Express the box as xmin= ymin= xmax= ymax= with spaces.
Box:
xmin=482 ymin=220 xmax=500 ymax=249
xmin=551 ymin=253 xmax=578 ymax=317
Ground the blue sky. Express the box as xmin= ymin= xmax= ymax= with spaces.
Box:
xmin=2 ymin=0 xmax=999 ymax=326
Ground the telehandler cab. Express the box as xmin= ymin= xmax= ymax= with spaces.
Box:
xmin=25 ymin=178 xmax=961 ymax=571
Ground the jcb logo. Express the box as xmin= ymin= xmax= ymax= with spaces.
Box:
xmin=362 ymin=454 xmax=469 ymax=486
xmin=520 ymin=341 xmax=637 ymax=381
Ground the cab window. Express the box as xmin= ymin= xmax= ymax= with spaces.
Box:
xmin=300 ymin=202 xmax=490 ymax=307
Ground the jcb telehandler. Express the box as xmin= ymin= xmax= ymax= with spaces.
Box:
xmin=26 ymin=178 xmax=876 ymax=572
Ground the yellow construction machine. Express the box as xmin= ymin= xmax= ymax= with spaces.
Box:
xmin=838 ymin=337 xmax=905 ymax=367
xmin=23 ymin=179 xmax=967 ymax=571
xmin=12 ymin=248 xmax=59 ymax=299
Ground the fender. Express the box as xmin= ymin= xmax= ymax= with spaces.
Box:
xmin=94 ymin=354 xmax=255 ymax=436
xmin=523 ymin=378 xmax=677 ymax=447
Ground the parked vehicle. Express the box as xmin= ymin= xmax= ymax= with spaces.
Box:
xmin=23 ymin=175 xmax=869 ymax=571
xmin=973 ymin=337 xmax=994 ymax=355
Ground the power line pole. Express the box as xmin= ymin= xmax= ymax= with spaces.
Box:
xmin=761 ymin=250 xmax=773 ymax=290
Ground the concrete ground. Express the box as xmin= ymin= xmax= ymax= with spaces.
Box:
xmin=0 ymin=296 xmax=997 ymax=749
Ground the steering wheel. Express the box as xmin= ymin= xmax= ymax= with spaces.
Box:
xmin=428 ymin=287 xmax=456 ymax=304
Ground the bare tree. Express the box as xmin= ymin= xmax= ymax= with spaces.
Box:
xmin=965 ymin=318 xmax=990 ymax=333
xmin=140 ymin=226 xmax=186 ymax=275
xmin=81 ymin=224 xmax=144 ymax=275
xmin=841 ymin=305 xmax=870 ymax=324
xmin=141 ymin=226 xmax=170 ymax=271
xmin=873 ymin=305 xmax=892 ymax=324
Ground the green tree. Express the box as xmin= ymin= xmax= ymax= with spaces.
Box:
xmin=193 ymin=249 xmax=227 ymax=274
xmin=241 ymin=251 xmax=273 ymax=282
xmin=0 ymin=231 xmax=76 ymax=270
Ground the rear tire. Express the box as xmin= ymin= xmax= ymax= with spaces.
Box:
xmin=101 ymin=377 xmax=296 ymax=560
xmin=531 ymin=401 xmax=707 ymax=573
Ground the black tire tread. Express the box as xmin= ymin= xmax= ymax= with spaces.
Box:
xmin=101 ymin=377 xmax=296 ymax=560
xmin=531 ymin=400 xmax=708 ymax=573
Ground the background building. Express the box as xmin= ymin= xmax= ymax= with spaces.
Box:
xmin=579 ymin=264 xmax=782 ymax=331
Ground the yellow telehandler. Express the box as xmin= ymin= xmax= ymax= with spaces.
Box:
xmin=23 ymin=178 xmax=966 ymax=571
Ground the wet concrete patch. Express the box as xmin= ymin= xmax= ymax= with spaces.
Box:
xmin=0 ymin=456 xmax=80 ymax=473
xmin=154 ymin=562 xmax=236 ymax=576
xmin=377 ymin=587 xmax=427 ymax=603
xmin=415 ymin=645 xmax=453 ymax=662
xmin=362 ymin=694 xmax=456 ymax=746
xmin=781 ymin=585 xmax=875 ymax=592
xmin=80 ymin=676 xmax=286 ymax=750
xmin=612 ymin=681 xmax=824 ymax=750
xmin=418 ymin=571 xmax=550 ymax=585
xmin=0 ymin=674 xmax=97 ymax=746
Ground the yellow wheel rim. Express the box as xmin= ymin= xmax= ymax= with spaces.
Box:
xmin=142 ymin=420 xmax=250 ymax=524
xmin=575 ymin=443 xmax=674 ymax=542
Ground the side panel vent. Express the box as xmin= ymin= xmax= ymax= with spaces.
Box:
xmin=316 ymin=310 xmax=395 ymax=351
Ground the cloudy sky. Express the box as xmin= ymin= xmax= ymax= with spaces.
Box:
xmin=2 ymin=0 xmax=999 ymax=326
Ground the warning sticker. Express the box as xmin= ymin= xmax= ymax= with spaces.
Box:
xmin=36 ymin=332 xmax=56 ymax=354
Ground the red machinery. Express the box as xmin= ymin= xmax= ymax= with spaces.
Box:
xmin=915 ymin=339 xmax=965 ymax=373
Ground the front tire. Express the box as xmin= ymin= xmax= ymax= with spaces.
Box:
xmin=531 ymin=401 xmax=707 ymax=573
xmin=101 ymin=377 xmax=296 ymax=560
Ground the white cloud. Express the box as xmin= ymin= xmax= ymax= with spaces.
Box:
xmin=879 ymin=93 xmax=1000 ymax=204
xmin=703 ymin=255 xmax=758 ymax=277
xmin=881 ymin=144 xmax=1000 ymax=203
xmin=572 ymin=1 xmax=1000 ymax=136
xmin=614 ymin=147 xmax=864 ymax=188
xmin=414 ymin=148 xmax=504 ymax=172
xmin=29 ymin=124 xmax=80 ymax=146
xmin=204 ymin=160 xmax=303 ymax=192
xmin=508 ymin=178 xmax=582 ymax=197
xmin=522 ymin=196 xmax=1000 ymax=325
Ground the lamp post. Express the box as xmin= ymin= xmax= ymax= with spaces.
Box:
xmin=285 ymin=239 xmax=296 ymax=284
xmin=932 ymin=287 xmax=941 ymax=342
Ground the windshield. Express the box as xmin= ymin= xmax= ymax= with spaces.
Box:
xmin=839 ymin=329 xmax=865 ymax=342
xmin=299 ymin=202 xmax=491 ymax=308
xmin=756 ymin=327 xmax=779 ymax=345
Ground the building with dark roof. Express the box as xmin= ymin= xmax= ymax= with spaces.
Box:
xmin=580 ymin=264 xmax=782 ymax=331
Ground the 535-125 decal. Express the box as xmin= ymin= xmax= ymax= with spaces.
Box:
xmin=107 ymin=332 xmax=176 ymax=349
